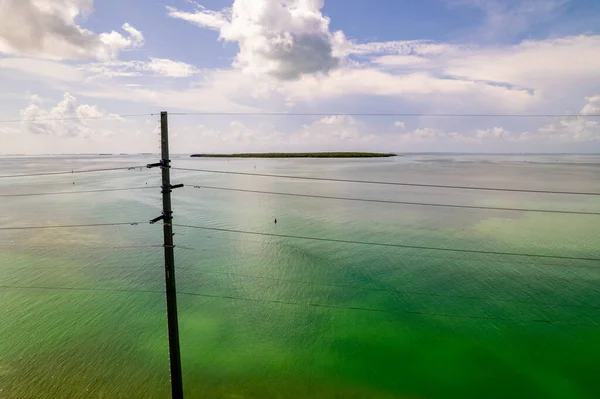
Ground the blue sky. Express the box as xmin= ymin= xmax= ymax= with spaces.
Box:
xmin=1 ymin=0 xmax=600 ymax=154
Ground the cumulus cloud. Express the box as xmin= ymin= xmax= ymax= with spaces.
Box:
xmin=531 ymin=118 xmax=600 ymax=142
xmin=298 ymin=115 xmax=362 ymax=141
xmin=144 ymin=58 xmax=199 ymax=78
xmin=177 ymin=114 xmax=372 ymax=152
xmin=85 ymin=58 xmax=199 ymax=79
xmin=167 ymin=0 xmax=341 ymax=80
xmin=580 ymin=95 xmax=600 ymax=116
xmin=20 ymin=92 xmax=119 ymax=138
xmin=394 ymin=122 xmax=405 ymax=129
xmin=172 ymin=116 xmax=486 ymax=153
xmin=476 ymin=127 xmax=507 ymax=139
xmin=0 ymin=0 xmax=143 ymax=60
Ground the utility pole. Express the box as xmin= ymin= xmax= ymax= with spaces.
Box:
xmin=148 ymin=111 xmax=184 ymax=398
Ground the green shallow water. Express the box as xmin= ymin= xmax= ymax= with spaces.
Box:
xmin=1 ymin=154 xmax=599 ymax=398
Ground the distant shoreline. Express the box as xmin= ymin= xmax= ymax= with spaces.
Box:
xmin=190 ymin=152 xmax=398 ymax=158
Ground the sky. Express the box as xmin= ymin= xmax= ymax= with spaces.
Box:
xmin=1 ymin=0 xmax=600 ymax=154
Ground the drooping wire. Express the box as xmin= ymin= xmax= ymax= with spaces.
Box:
xmin=0 ymin=113 xmax=152 ymax=123
xmin=0 ymin=222 xmax=145 ymax=231
xmin=172 ymin=168 xmax=600 ymax=196
xmin=168 ymin=112 xmax=600 ymax=118
xmin=176 ymin=267 xmax=600 ymax=310
xmin=0 ymin=166 xmax=148 ymax=180
xmin=190 ymin=185 xmax=600 ymax=215
xmin=0 ymin=284 xmax=597 ymax=326
xmin=0 ymin=285 xmax=161 ymax=294
xmin=1 ymin=244 xmax=195 ymax=251
xmin=0 ymin=186 xmax=159 ymax=197
xmin=177 ymin=235 xmax=599 ymax=270
xmin=173 ymin=224 xmax=600 ymax=262
xmin=175 ymin=291 xmax=600 ymax=327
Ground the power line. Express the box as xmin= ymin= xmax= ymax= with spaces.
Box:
xmin=169 ymin=112 xmax=600 ymax=118
xmin=177 ymin=268 xmax=600 ymax=310
xmin=0 ymin=222 xmax=145 ymax=231
xmin=0 ymin=166 xmax=148 ymax=179
xmin=4 ymin=111 xmax=598 ymax=123
xmin=0 ymin=186 xmax=159 ymax=197
xmin=173 ymin=168 xmax=600 ymax=196
xmin=1 ymin=244 xmax=195 ymax=251
xmin=173 ymin=224 xmax=600 ymax=262
xmin=0 ymin=113 xmax=152 ymax=123
xmin=2 ymin=244 xmax=162 ymax=250
xmin=176 ymin=291 xmax=599 ymax=327
xmin=190 ymin=185 xmax=600 ymax=216
xmin=177 ymin=239 xmax=599 ymax=271
xmin=0 ymin=284 xmax=161 ymax=295
xmin=1 ymin=284 xmax=595 ymax=326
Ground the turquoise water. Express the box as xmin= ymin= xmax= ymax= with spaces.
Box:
xmin=1 ymin=154 xmax=599 ymax=398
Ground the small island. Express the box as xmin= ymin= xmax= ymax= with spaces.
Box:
xmin=190 ymin=152 xmax=397 ymax=158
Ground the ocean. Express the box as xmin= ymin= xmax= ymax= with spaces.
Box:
xmin=1 ymin=154 xmax=599 ymax=398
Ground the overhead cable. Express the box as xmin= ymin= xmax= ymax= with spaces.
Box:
xmin=172 ymin=168 xmax=600 ymax=196
xmin=173 ymin=224 xmax=600 ymax=262
xmin=0 ymin=113 xmax=152 ymax=123
xmin=168 ymin=112 xmax=600 ymax=118
xmin=0 ymin=166 xmax=148 ymax=179
xmin=1 ymin=284 xmax=596 ymax=326
xmin=178 ymin=268 xmax=600 ymax=310
xmin=176 ymin=291 xmax=599 ymax=326
xmin=0 ymin=186 xmax=159 ymax=197
xmin=190 ymin=185 xmax=600 ymax=215
xmin=0 ymin=222 xmax=145 ymax=231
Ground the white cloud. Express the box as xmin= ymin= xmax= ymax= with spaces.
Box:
xmin=282 ymin=67 xmax=536 ymax=109
xmin=85 ymin=58 xmax=199 ymax=79
xmin=476 ymin=127 xmax=507 ymax=139
xmin=0 ymin=58 xmax=84 ymax=82
xmin=171 ymin=116 xmax=488 ymax=154
xmin=580 ymin=95 xmax=600 ymax=116
xmin=331 ymin=34 xmax=600 ymax=99
xmin=299 ymin=115 xmax=362 ymax=141
xmin=176 ymin=114 xmax=371 ymax=153
xmin=341 ymin=40 xmax=458 ymax=58
xmin=394 ymin=122 xmax=405 ymax=129
xmin=80 ymin=71 xmax=261 ymax=113
xmin=450 ymin=0 xmax=569 ymax=42
xmin=531 ymin=118 xmax=600 ymax=142
xmin=166 ymin=5 xmax=230 ymax=30
xmin=143 ymin=58 xmax=199 ymax=78
xmin=168 ymin=0 xmax=342 ymax=80
xmin=96 ymin=23 xmax=144 ymax=60
xmin=19 ymin=92 xmax=120 ymax=138
xmin=372 ymin=55 xmax=432 ymax=67
xmin=0 ymin=125 xmax=20 ymax=136
xmin=446 ymin=35 xmax=600 ymax=88
xmin=0 ymin=0 xmax=143 ymax=60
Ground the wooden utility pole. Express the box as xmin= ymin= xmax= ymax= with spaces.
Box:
xmin=149 ymin=111 xmax=184 ymax=398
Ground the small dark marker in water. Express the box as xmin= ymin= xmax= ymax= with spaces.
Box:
xmin=274 ymin=218 xmax=277 ymax=224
